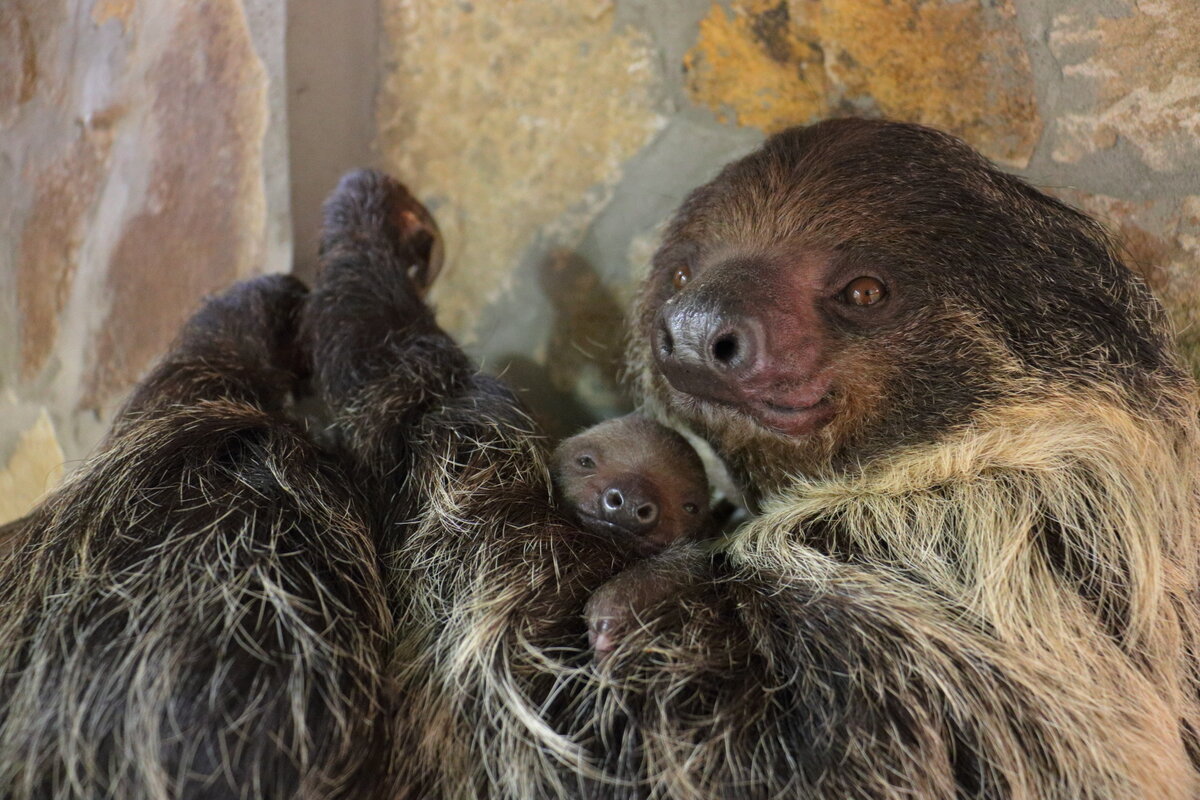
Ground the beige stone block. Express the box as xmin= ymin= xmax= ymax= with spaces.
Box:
xmin=0 ymin=411 xmax=65 ymax=525
xmin=376 ymin=0 xmax=665 ymax=342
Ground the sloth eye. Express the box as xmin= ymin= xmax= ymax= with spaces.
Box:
xmin=683 ymin=502 xmax=699 ymax=514
xmin=841 ymin=276 xmax=887 ymax=306
xmin=672 ymin=266 xmax=692 ymax=291
xmin=577 ymin=455 xmax=595 ymax=469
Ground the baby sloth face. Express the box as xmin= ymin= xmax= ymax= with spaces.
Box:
xmin=552 ymin=414 xmax=710 ymax=556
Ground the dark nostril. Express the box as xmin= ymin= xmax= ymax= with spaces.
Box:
xmin=604 ymin=488 xmax=624 ymax=510
xmin=711 ymin=332 xmax=739 ymax=364
xmin=635 ymin=503 xmax=658 ymax=523
xmin=658 ymin=321 xmax=674 ymax=357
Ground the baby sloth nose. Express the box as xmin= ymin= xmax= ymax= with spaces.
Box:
xmin=600 ymin=478 xmax=659 ymax=536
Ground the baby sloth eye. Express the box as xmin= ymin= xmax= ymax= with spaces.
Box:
xmin=683 ymin=502 xmax=699 ymax=514
xmin=842 ymin=276 xmax=887 ymax=306
xmin=577 ymin=455 xmax=596 ymax=469
xmin=672 ymin=266 xmax=692 ymax=291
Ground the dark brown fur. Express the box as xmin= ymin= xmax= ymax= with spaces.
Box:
xmin=2 ymin=119 xmax=1197 ymax=799
xmin=392 ymin=120 xmax=1200 ymax=797
xmin=0 ymin=171 xmax=635 ymax=799
xmin=0 ymin=271 xmax=395 ymax=798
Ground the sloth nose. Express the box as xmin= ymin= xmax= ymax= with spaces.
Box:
xmin=600 ymin=479 xmax=659 ymax=535
xmin=653 ymin=294 xmax=760 ymax=402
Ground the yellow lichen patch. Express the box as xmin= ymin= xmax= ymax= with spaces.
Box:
xmin=683 ymin=0 xmax=828 ymax=131
xmin=814 ymin=0 xmax=1039 ymax=166
xmin=685 ymin=0 xmax=1040 ymax=166
xmin=1050 ymin=0 xmax=1200 ymax=171
xmin=376 ymin=0 xmax=663 ymax=341
xmin=0 ymin=411 xmax=65 ymax=525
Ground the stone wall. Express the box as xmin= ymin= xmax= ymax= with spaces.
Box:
xmin=2 ymin=0 xmax=1197 ymax=521
xmin=0 ymin=0 xmax=290 ymax=521
xmin=376 ymin=0 xmax=1200 ymax=440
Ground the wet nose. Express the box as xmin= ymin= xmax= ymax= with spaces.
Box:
xmin=652 ymin=293 xmax=761 ymax=402
xmin=600 ymin=479 xmax=660 ymax=535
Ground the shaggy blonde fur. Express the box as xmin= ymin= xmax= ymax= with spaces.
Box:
xmin=725 ymin=388 xmax=1200 ymax=797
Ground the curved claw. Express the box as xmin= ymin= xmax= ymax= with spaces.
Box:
xmin=587 ymin=616 xmax=618 ymax=660
xmin=395 ymin=207 xmax=444 ymax=297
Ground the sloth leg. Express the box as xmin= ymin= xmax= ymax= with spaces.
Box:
xmin=302 ymin=169 xmax=484 ymax=525
xmin=0 ymin=277 xmax=393 ymax=800
xmin=304 ymin=170 xmax=471 ymax=429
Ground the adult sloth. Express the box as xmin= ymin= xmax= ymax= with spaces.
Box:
xmin=398 ymin=119 xmax=1200 ymax=799
xmin=1 ymin=119 xmax=1197 ymax=800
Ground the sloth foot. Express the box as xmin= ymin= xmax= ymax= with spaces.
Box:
xmin=179 ymin=273 xmax=310 ymax=376
xmin=320 ymin=169 xmax=444 ymax=297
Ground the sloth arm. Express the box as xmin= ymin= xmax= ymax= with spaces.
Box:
xmin=0 ymin=276 xmax=394 ymax=800
xmin=304 ymin=171 xmax=638 ymax=796
xmin=576 ymin=536 xmax=1161 ymax=800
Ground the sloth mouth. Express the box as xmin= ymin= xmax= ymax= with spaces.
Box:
xmin=655 ymin=363 xmax=836 ymax=438
xmin=575 ymin=511 xmax=637 ymax=538
xmin=747 ymin=395 xmax=835 ymax=436
xmin=574 ymin=512 xmax=666 ymax=555
xmin=694 ymin=376 xmax=835 ymax=437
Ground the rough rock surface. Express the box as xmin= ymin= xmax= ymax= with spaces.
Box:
xmin=684 ymin=0 xmax=1041 ymax=166
xmin=0 ymin=0 xmax=287 ymax=519
xmin=376 ymin=0 xmax=665 ymax=341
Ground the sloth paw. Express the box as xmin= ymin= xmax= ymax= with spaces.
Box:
xmin=585 ymin=560 xmax=685 ymax=661
xmin=320 ymin=169 xmax=444 ymax=297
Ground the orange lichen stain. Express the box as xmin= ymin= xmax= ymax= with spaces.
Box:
xmin=685 ymin=0 xmax=1040 ymax=166
xmin=816 ymin=0 xmax=1039 ymax=165
xmin=0 ymin=4 xmax=39 ymax=120
xmin=84 ymin=0 xmax=267 ymax=407
xmin=683 ymin=0 xmax=828 ymax=131
xmin=91 ymin=0 xmax=135 ymax=30
xmin=17 ymin=135 xmax=111 ymax=379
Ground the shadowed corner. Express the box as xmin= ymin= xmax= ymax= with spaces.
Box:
xmin=496 ymin=248 xmax=633 ymax=441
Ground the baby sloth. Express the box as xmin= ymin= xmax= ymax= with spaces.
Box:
xmin=552 ymin=413 xmax=712 ymax=657
xmin=552 ymin=413 xmax=711 ymax=555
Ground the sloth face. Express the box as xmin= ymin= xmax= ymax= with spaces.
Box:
xmin=552 ymin=415 xmax=709 ymax=555
xmin=631 ymin=118 xmax=1180 ymax=494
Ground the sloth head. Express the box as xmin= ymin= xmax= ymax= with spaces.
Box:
xmin=631 ymin=118 xmax=1187 ymax=497
xmin=552 ymin=414 xmax=710 ymax=556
